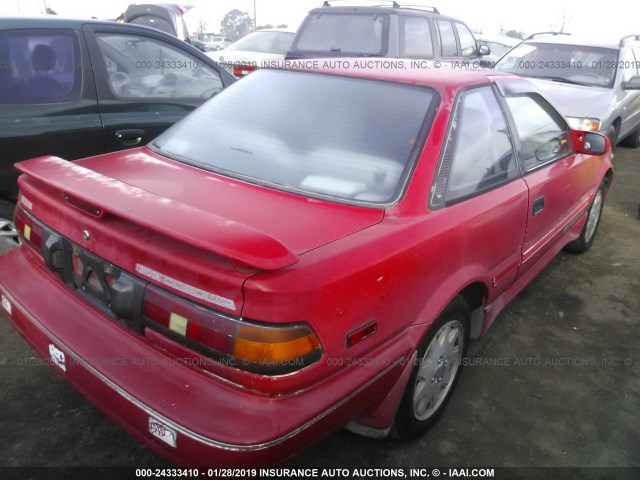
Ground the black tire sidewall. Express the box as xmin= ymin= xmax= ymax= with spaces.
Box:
xmin=566 ymin=180 xmax=606 ymax=253
xmin=0 ymin=200 xmax=15 ymax=221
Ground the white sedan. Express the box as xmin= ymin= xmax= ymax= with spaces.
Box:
xmin=208 ymin=28 xmax=295 ymax=77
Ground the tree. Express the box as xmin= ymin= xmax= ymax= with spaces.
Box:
xmin=277 ymin=24 xmax=288 ymax=28
xmin=197 ymin=17 xmax=209 ymax=40
xmin=220 ymin=10 xmax=253 ymax=38
xmin=45 ymin=7 xmax=57 ymax=15
xmin=504 ymin=30 xmax=524 ymax=40
xmin=256 ymin=24 xmax=274 ymax=30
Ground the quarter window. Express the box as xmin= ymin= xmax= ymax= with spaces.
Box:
xmin=431 ymin=87 xmax=517 ymax=207
xmin=95 ymin=34 xmax=223 ymax=100
xmin=0 ymin=30 xmax=81 ymax=103
xmin=504 ymin=94 xmax=571 ymax=171
xmin=455 ymin=23 xmax=477 ymax=57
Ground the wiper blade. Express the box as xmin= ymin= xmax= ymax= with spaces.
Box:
xmin=546 ymin=77 xmax=591 ymax=86
xmin=525 ymin=74 xmax=590 ymax=86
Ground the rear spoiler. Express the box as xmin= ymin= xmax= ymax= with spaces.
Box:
xmin=16 ymin=156 xmax=298 ymax=271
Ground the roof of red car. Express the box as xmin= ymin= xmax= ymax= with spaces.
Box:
xmin=276 ymin=58 xmax=519 ymax=90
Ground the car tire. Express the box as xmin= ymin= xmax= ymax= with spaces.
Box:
xmin=605 ymin=124 xmax=618 ymax=147
xmin=393 ymin=296 xmax=469 ymax=440
xmin=620 ymin=124 xmax=640 ymax=148
xmin=565 ymin=180 xmax=606 ymax=253
xmin=0 ymin=200 xmax=19 ymax=254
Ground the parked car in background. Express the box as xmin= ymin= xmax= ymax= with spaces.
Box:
xmin=476 ymin=33 xmax=520 ymax=66
xmin=0 ymin=16 xmax=235 ymax=251
xmin=123 ymin=3 xmax=204 ymax=52
xmin=209 ymin=28 xmax=295 ymax=77
xmin=189 ymin=36 xmax=209 ymax=52
xmin=494 ymin=34 xmax=640 ymax=146
xmin=205 ymin=35 xmax=233 ymax=51
xmin=285 ymin=2 xmax=489 ymax=63
xmin=0 ymin=63 xmax=612 ymax=467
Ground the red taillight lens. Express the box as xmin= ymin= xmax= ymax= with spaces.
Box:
xmin=14 ymin=205 xmax=44 ymax=251
xmin=142 ymin=284 xmax=321 ymax=375
xmin=233 ymin=65 xmax=256 ymax=77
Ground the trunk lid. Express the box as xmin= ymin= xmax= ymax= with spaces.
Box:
xmin=16 ymin=149 xmax=383 ymax=314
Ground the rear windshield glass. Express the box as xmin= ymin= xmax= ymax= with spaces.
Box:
xmin=152 ymin=69 xmax=436 ymax=205
xmin=294 ymin=13 xmax=389 ymax=55
xmin=495 ymin=42 xmax=619 ymax=88
xmin=227 ymin=31 xmax=294 ymax=54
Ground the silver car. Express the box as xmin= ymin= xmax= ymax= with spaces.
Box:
xmin=494 ymin=34 xmax=640 ymax=147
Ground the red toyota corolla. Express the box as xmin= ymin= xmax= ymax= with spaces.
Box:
xmin=0 ymin=65 xmax=612 ymax=467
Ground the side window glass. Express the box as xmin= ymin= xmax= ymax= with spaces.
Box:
xmin=622 ymin=48 xmax=638 ymax=82
xmin=504 ymin=94 xmax=571 ymax=171
xmin=95 ymin=33 xmax=223 ymax=100
xmin=431 ymin=87 xmax=517 ymax=207
xmin=455 ymin=23 xmax=477 ymax=57
xmin=436 ymin=20 xmax=458 ymax=57
xmin=0 ymin=30 xmax=81 ymax=103
xmin=400 ymin=17 xmax=434 ymax=58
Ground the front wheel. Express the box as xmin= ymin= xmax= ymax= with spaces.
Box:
xmin=565 ymin=180 xmax=606 ymax=253
xmin=620 ymin=123 xmax=640 ymax=148
xmin=393 ymin=296 xmax=469 ymax=439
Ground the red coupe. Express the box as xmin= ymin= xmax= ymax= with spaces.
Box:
xmin=0 ymin=64 xmax=613 ymax=467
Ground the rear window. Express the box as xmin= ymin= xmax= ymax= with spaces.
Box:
xmin=152 ymin=69 xmax=437 ymax=205
xmin=227 ymin=31 xmax=294 ymax=55
xmin=294 ymin=13 xmax=389 ymax=56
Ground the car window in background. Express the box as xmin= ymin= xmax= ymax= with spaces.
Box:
xmin=227 ymin=31 xmax=294 ymax=55
xmin=400 ymin=16 xmax=434 ymax=58
xmin=95 ymin=33 xmax=223 ymax=99
xmin=495 ymin=43 xmax=619 ymax=87
xmin=0 ymin=30 xmax=81 ymax=103
xmin=622 ymin=47 xmax=638 ymax=82
xmin=127 ymin=15 xmax=174 ymax=36
xmin=153 ymin=69 xmax=437 ymax=205
xmin=455 ymin=22 xmax=477 ymax=57
xmin=505 ymin=94 xmax=571 ymax=171
xmin=481 ymin=41 xmax=510 ymax=58
xmin=435 ymin=87 xmax=517 ymax=205
xmin=436 ymin=20 xmax=458 ymax=57
xmin=295 ymin=13 xmax=389 ymax=55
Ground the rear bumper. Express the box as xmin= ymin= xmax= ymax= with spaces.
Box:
xmin=0 ymin=247 xmax=410 ymax=467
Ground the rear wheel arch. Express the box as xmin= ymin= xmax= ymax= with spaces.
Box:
xmin=393 ymin=295 xmax=471 ymax=439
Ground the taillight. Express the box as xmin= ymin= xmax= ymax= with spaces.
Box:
xmin=233 ymin=64 xmax=256 ymax=77
xmin=14 ymin=204 xmax=44 ymax=251
xmin=142 ymin=284 xmax=321 ymax=375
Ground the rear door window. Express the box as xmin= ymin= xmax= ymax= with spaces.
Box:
xmin=400 ymin=16 xmax=434 ymax=58
xmin=0 ymin=29 xmax=81 ymax=103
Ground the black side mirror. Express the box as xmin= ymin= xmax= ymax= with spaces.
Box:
xmin=572 ymin=130 xmax=609 ymax=155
